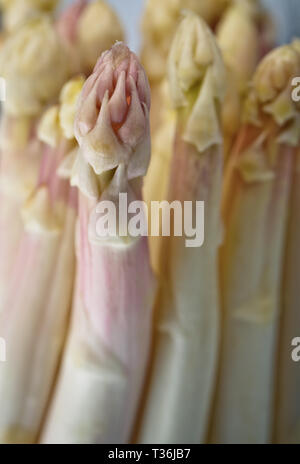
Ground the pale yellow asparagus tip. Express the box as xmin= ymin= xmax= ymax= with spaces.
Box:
xmin=0 ymin=16 xmax=70 ymax=116
xmin=216 ymin=0 xmax=260 ymax=91
xmin=59 ymin=76 xmax=85 ymax=139
xmin=77 ymin=0 xmax=124 ymax=74
xmin=38 ymin=75 xmax=85 ymax=147
xmin=168 ymin=10 xmax=226 ymax=151
xmin=37 ymin=105 xmax=62 ymax=148
xmin=234 ymin=44 xmax=300 ymax=186
xmin=244 ymin=43 xmax=300 ymax=138
xmin=37 ymin=76 xmax=85 ymax=180
xmin=141 ymin=0 xmax=230 ymax=82
xmin=0 ymin=0 xmax=58 ymax=32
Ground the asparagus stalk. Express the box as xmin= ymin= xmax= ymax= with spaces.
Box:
xmin=275 ymin=41 xmax=300 ymax=443
xmin=0 ymin=76 xmax=83 ymax=444
xmin=0 ymin=16 xmax=70 ymax=312
xmin=143 ymin=80 xmax=176 ymax=275
xmin=137 ymin=12 xmax=226 ymax=444
xmin=210 ymin=43 xmax=300 ymax=444
xmin=41 ymin=43 xmax=156 ymax=444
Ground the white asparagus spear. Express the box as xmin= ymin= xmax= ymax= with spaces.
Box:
xmin=137 ymin=12 xmax=226 ymax=444
xmin=210 ymin=43 xmax=300 ymax=444
xmin=41 ymin=43 xmax=156 ymax=444
xmin=0 ymin=16 xmax=70 ymax=312
xmin=0 ymin=77 xmax=83 ymax=444
xmin=0 ymin=142 xmax=76 ymax=444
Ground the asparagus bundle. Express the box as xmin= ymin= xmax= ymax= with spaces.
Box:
xmin=57 ymin=0 xmax=124 ymax=77
xmin=0 ymin=76 xmax=83 ymax=444
xmin=275 ymin=40 xmax=300 ymax=443
xmin=0 ymin=16 xmax=70 ymax=312
xmin=41 ymin=43 xmax=156 ymax=444
xmin=137 ymin=12 xmax=226 ymax=444
xmin=210 ymin=43 xmax=300 ymax=444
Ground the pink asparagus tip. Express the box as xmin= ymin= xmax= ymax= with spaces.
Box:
xmin=74 ymin=42 xmax=151 ymax=179
xmin=56 ymin=0 xmax=88 ymax=44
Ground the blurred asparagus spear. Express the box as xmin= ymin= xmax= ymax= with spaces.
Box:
xmin=137 ymin=12 xmax=225 ymax=444
xmin=57 ymin=0 xmax=124 ymax=77
xmin=141 ymin=0 xmax=229 ymax=136
xmin=275 ymin=40 xmax=300 ymax=444
xmin=141 ymin=0 xmax=230 ymax=86
xmin=210 ymin=43 xmax=300 ymax=444
xmin=41 ymin=43 xmax=156 ymax=444
xmin=55 ymin=0 xmax=89 ymax=75
xmin=143 ymin=80 xmax=176 ymax=275
xmin=143 ymin=0 xmax=229 ymax=272
xmin=0 ymin=16 xmax=70 ymax=312
xmin=0 ymin=76 xmax=83 ymax=444
xmin=0 ymin=0 xmax=58 ymax=33
xmin=216 ymin=0 xmax=261 ymax=159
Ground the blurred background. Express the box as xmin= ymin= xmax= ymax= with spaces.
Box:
xmin=60 ymin=0 xmax=300 ymax=52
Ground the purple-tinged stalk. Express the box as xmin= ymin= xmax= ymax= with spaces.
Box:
xmin=0 ymin=77 xmax=83 ymax=444
xmin=41 ymin=43 xmax=156 ymax=444
xmin=0 ymin=16 xmax=70 ymax=313
xmin=137 ymin=12 xmax=225 ymax=444
xmin=210 ymin=43 xmax=300 ymax=444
